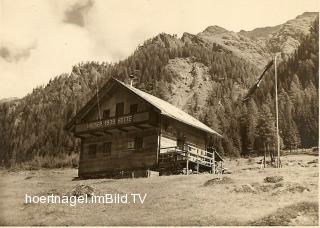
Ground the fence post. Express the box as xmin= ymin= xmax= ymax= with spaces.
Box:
xmin=196 ymin=153 xmax=199 ymax=173
xmin=186 ymin=150 xmax=189 ymax=175
xmin=212 ymin=150 xmax=216 ymax=174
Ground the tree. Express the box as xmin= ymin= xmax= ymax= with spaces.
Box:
xmin=240 ymin=100 xmax=258 ymax=156
xmin=255 ymin=104 xmax=276 ymax=165
xmin=279 ymin=91 xmax=300 ymax=151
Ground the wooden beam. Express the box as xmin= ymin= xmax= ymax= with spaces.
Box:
xmin=133 ymin=125 xmax=147 ymax=130
xmin=116 ymin=127 xmax=128 ymax=133
xmin=102 ymin=130 xmax=112 ymax=135
xmin=89 ymin=132 xmax=103 ymax=137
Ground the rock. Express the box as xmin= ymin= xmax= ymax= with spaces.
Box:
xmin=264 ymin=176 xmax=284 ymax=183
xmin=274 ymin=183 xmax=284 ymax=188
xmin=287 ymin=184 xmax=310 ymax=193
xmin=224 ymin=170 xmax=232 ymax=174
xmin=242 ymin=184 xmax=256 ymax=193
xmin=69 ymin=184 xmax=95 ymax=198
xmin=307 ymin=159 xmax=318 ymax=164
xmin=257 ymin=184 xmax=274 ymax=192
xmin=203 ymin=177 xmax=233 ymax=186
xmin=234 ymin=184 xmax=257 ymax=193
xmin=272 ymin=183 xmax=311 ymax=195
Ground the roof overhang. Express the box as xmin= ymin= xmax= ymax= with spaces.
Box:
xmin=65 ymin=77 xmax=223 ymax=138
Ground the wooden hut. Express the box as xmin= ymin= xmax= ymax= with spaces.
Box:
xmin=65 ymin=78 xmax=223 ymax=177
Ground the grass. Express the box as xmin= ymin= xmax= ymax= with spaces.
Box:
xmin=250 ymin=201 xmax=319 ymax=226
xmin=0 ymin=154 xmax=318 ymax=226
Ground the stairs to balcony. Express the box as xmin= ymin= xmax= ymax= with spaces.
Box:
xmin=158 ymin=144 xmax=223 ymax=174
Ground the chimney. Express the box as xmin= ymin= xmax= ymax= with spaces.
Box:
xmin=129 ymin=75 xmax=134 ymax=87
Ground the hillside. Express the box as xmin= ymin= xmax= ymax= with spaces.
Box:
xmin=0 ymin=13 xmax=318 ymax=167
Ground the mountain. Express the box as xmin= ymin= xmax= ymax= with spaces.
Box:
xmin=240 ymin=12 xmax=318 ymax=59
xmin=192 ymin=12 xmax=318 ymax=68
xmin=194 ymin=25 xmax=271 ymax=68
xmin=0 ymin=13 xmax=318 ymax=168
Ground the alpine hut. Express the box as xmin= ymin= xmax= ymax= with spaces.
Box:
xmin=65 ymin=77 xmax=223 ymax=178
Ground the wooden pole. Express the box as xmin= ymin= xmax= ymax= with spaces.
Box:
xmin=212 ymin=149 xmax=216 ymax=174
xmin=186 ymin=151 xmax=189 ymax=175
xmin=275 ymin=53 xmax=281 ymax=168
xmin=156 ymin=116 xmax=162 ymax=166
xmin=196 ymin=154 xmax=199 ymax=173
xmin=263 ymin=143 xmax=266 ymax=168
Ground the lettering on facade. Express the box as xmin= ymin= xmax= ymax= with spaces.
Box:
xmin=86 ymin=115 xmax=133 ymax=130
xmin=117 ymin=115 xmax=132 ymax=124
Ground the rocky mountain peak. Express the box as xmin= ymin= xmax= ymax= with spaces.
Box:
xmin=203 ymin=25 xmax=229 ymax=35
xmin=149 ymin=33 xmax=183 ymax=49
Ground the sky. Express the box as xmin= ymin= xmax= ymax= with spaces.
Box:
xmin=0 ymin=0 xmax=318 ymax=99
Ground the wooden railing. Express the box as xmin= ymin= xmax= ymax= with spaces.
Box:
xmin=159 ymin=144 xmax=216 ymax=168
xmin=75 ymin=111 xmax=150 ymax=133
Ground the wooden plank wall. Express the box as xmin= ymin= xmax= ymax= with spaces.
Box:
xmin=161 ymin=117 xmax=207 ymax=150
xmin=84 ymin=85 xmax=152 ymax=122
xmin=79 ymin=128 xmax=158 ymax=175
xmin=160 ymin=136 xmax=177 ymax=148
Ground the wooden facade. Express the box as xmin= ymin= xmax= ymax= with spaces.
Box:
xmin=65 ymin=78 xmax=223 ymax=178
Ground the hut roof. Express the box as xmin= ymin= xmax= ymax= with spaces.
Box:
xmin=65 ymin=78 xmax=222 ymax=137
xmin=114 ymin=78 xmax=222 ymax=137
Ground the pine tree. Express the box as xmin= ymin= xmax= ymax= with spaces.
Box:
xmin=255 ymin=104 xmax=276 ymax=163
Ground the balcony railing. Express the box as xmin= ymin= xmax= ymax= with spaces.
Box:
xmin=75 ymin=111 xmax=150 ymax=133
xmin=159 ymin=144 xmax=216 ymax=168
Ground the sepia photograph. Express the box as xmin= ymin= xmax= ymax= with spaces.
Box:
xmin=0 ymin=0 xmax=319 ymax=226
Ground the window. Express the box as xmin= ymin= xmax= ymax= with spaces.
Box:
xmin=128 ymin=138 xmax=143 ymax=151
xmin=103 ymin=142 xmax=112 ymax=156
xmin=135 ymin=137 xmax=143 ymax=150
xmin=88 ymin=144 xmax=97 ymax=158
xmin=103 ymin=109 xmax=110 ymax=119
xmin=116 ymin=102 xmax=124 ymax=116
xmin=130 ymin=104 xmax=138 ymax=114
xmin=127 ymin=140 xmax=135 ymax=150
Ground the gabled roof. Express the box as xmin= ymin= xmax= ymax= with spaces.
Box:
xmin=114 ymin=79 xmax=222 ymax=137
xmin=65 ymin=77 xmax=222 ymax=137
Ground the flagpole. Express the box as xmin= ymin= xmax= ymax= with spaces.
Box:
xmin=275 ymin=53 xmax=281 ymax=168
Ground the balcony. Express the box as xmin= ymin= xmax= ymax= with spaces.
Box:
xmin=74 ymin=111 xmax=154 ymax=135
